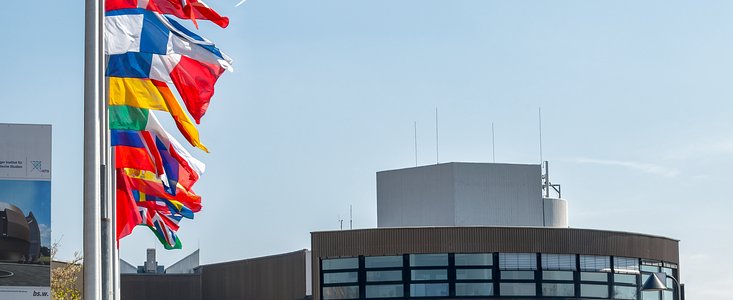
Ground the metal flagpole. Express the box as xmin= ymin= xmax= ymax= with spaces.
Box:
xmin=97 ymin=0 xmax=118 ymax=297
xmin=84 ymin=0 xmax=102 ymax=299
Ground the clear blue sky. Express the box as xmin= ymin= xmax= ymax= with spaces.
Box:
xmin=2 ymin=1 xmax=732 ymax=298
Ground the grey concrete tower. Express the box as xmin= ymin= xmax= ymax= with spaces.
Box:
xmin=376 ymin=162 xmax=568 ymax=228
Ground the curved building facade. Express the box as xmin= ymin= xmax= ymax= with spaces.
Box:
xmin=0 ymin=202 xmax=31 ymax=262
xmin=312 ymin=227 xmax=679 ymax=300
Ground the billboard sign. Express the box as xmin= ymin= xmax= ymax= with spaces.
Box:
xmin=0 ymin=124 xmax=51 ymax=299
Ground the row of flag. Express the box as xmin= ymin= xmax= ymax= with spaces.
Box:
xmin=105 ymin=0 xmax=231 ymax=249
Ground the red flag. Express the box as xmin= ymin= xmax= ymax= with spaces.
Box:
xmin=106 ymin=0 xmax=229 ymax=28
xmin=167 ymin=56 xmax=226 ymax=124
xmin=116 ymin=170 xmax=143 ymax=245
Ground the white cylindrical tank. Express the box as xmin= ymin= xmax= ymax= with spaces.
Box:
xmin=543 ymin=198 xmax=568 ymax=228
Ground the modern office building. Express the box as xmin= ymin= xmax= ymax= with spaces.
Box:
xmin=312 ymin=162 xmax=681 ymax=300
xmin=120 ymin=162 xmax=682 ymax=300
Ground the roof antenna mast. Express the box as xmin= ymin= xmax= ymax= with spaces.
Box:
xmin=491 ymin=122 xmax=496 ymax=163
xmin=435 ymin=107 xmax=439 ymax=165
xmin=539 ymin=107 xmax=543 ymax=165
xmin=414 ymin=121 xmax=418 ymax=167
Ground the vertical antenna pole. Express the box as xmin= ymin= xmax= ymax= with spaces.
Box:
xmin=435 ymin=108 xmax=439 ymax=164
xmin=491 ymin=122 xmax=496 ymax=163
xmin=414 ymin=121 xmax=418 ymax=167
xmin=539 ymin=107 xmax=543 ymax=165
xmin=349 ymin=205 xmax=353 ymax=230
xmin=84 ymin=0 xmax=102 ymax=298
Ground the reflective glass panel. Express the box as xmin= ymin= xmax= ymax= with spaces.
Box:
xmin=499 ymin=253 xmax=537 ymax=270
xmin=455 ymin=253 xmax=493 ymax=266
xmin=581 ymin=272 xmax=609 ymax=282
xmin=613 ymin=285 xmax=638 ymax=299
xmin=365 ymin=284 xmax=403 ymax=298
xmin=367 ymin=270 xmax=403 ymax=282
xmin=542 ymin=283 xmax=575 ymax=297
xmin=642 ymin=291 xmax=661 ymax=300
xmin=615 ymin=273 xmax=638 ymax=285
xmin=542 ymin=254 xmax=577 ymax=271
xmin=323 ymin=272 xmax=358 ymax=284
xmin=323 ymin=258 xmax=358 ymax=270
xmin=501 ymin=270 xmax=535 ymax=280
xmin=543 ymin=270 xmax=573 ymax=281
xmin=662 ymin=290 xmax=673 ymax=300
xmin=409 ymin=254 xmax=448 ymax=267
xmin=456 ymin=283 xmax=493 ymax=296
xmin=411 ymin=269 xmax=447 ymax=281
xmin=580 ymin=284 xmax=609 ymax=298
xmin=615 ymin=257 xmax=640 ymax=274
xmin=500 ymin=282 xmax=536 ymax=296
xmin=323 ymin=286 xmax=359 ymax=299
xmin=580 ymin=255 xmax=611 ymax=272
xmin=410 ymin=283 xmax=448 ymax=297
xmin=456 ymin=268 xmax=492 ymax=280
xmin=365 ymin=256 xmax=403 ymax=268
xmin=641 ymin=265 xmax=659 ymax=273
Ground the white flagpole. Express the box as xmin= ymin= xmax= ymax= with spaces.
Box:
xmin=96 ymin=0 xmax=118 ymax=298
xmin=83 ymin=0 xmax=102 ymax=299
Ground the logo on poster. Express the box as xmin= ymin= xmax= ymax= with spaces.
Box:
xmin=30 ymin=161 xmax=49 ymax=174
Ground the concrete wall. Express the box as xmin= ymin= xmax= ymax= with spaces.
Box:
xmin=377 ymin=163 xmax=455 ymax=227
xmin=120 ymin=249 xmax=308 ymax=300
xmin=377 ymin=163 xmax=544 ymax=227
xmin=200 ymin=249 xmax=308 ymax=300
xmin=122 ymin=274 xmax=201 ymax=300
xmin=453 ymin=163 xmax=543 ymax=226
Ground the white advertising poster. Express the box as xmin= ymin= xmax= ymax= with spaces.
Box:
xmin=0 ymin=124 xmax=51 ymax=300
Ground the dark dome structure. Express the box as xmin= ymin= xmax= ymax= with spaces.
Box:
xmin=0 ymin=202 xmax=31 ymax=262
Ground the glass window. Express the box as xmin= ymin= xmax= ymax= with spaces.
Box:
xmin=662 ymin=290 xmax=673 ymax=300
xmin=409 ymin=254 xmax=448 ymax=267
xmin=641 ymin=273 xmax=652 ymax=286
xmin=615 ymin=273 xmax=638 ymax=285
xmin=456 ymin=283 xmax=493 ymax=296
xmin=411 ymin=269 xmax=447 ymax=281
xmin=642 ymin=291 xmax=661 ymax=300
xmin=581 ymin=272 xmax=609 ymax=282
xmin=456 ymin=268 xmax=492 ymax=280
xmin=501 ymin=270 xmax=535 ymax=280
xmin=615 ymin=257 xmax=640 ymax=274
xmin=323 ymin=272 xmax=358 ymax=284
xmin=323 ymin=257 xmax=358 ymax=270
xmin=410 ymin=283 xmax=448 ymax=297
xmin=455 ymin=253 xmax=493 ymax=266
xmin=365 ymin=256 xmax=403 ymax=268
xmin=580 ymin=255 xmax=611 ymax=272
xmin=367 ymin=270 xmax=403 ymax=282
xmin=661 ymin=268 xmax=674 ymax=288
xmin=543 ymin=270 xmax=573 ymax=281
xmin=542 ymin=283 xmax=575 ymax=297
xmin=542 ymin=254 xmax=577 ymax=271
xmin=499 ymin=253 xmax=537 ymax=270
xmin=500 ymin=282 xmax=536 ymax=296
xmin=580 ymin=284 xmax=609 ymax=298
xmin=613 ymin=285 xmax=638 ymax=299
xmin=323 ymin=286 xmax=359 ymax=299
xmin=365 ymin=284 xmax=403 ymax=298
xmin=641 ymin=265 xmax=660 ymax=273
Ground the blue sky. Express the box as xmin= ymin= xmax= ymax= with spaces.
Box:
xmin=2 ymin=1 xmax=732 ymax=298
